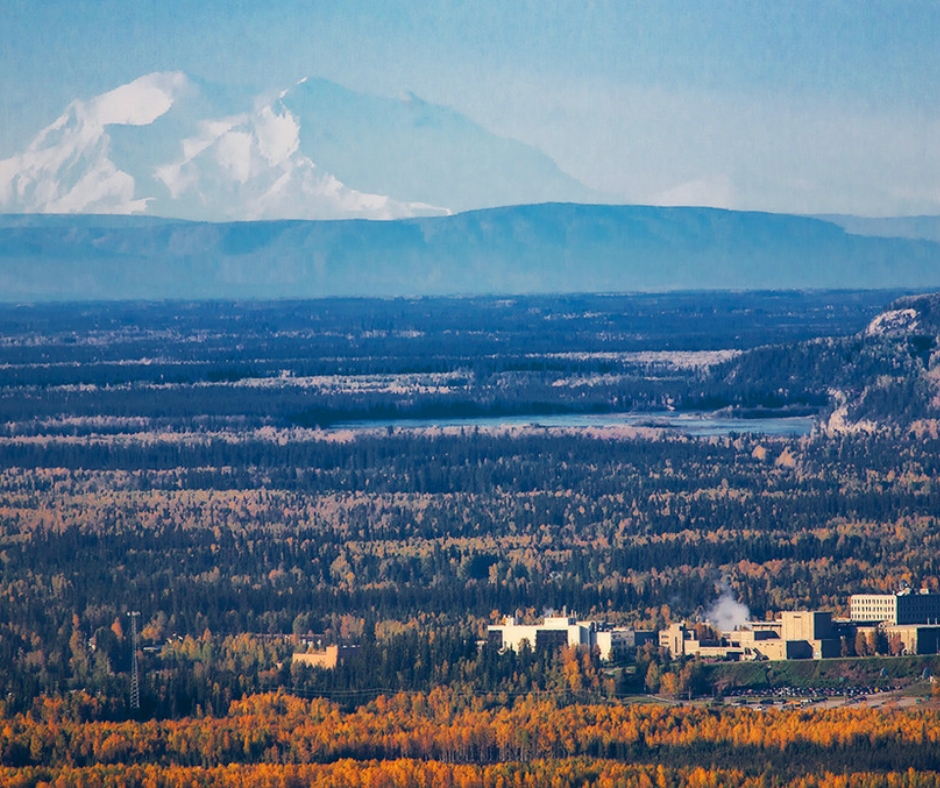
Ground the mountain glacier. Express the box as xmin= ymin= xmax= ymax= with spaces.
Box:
xmin=0 ymin=73 xmax=598 ymax=221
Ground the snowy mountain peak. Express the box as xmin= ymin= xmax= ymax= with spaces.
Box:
xmin=0 ymin=72 xmax=597 ymax=221
xmin=149 ymin=91 xmax=443 ymax=221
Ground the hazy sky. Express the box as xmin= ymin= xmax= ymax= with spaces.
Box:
xmin=2 ymin=0 xmax=939 ymax=216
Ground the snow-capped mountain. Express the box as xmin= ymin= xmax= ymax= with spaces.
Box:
xmin=0 ymin=73 xmax=444 ymax=220
xmin=0 ymin=73 xmax=599 ymax=221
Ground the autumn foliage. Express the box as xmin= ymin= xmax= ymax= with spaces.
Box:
xmin=3 ymin=691 xmax=940 ymax=786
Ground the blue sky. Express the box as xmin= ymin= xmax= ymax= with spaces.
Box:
xmin=2 ymin=0 xmax=939 ymax=216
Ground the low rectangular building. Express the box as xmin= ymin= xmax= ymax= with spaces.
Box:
xmin=293 ymin=644 xmax=359 ymax=669
xmin=885 ymin=624 xmax=940 ymax=655
xmin=659 ymin=611 xmax=841 ymax=662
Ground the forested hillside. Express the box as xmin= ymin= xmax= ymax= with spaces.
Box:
xmin=3 ymin=291 xmax=940 ymax=786
xmin=5 ymin=692 xmax=940 ymax=786
xmin=704 ymin=291 xmax=940 ymax=428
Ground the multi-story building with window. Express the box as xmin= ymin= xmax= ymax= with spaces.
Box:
xmin=850 ymin=589 xmax=940 ymax=625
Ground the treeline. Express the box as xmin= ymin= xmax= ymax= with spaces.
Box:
xmin=4 ymin=691 xmax=940 ymax=782
xmin=0 ymin=291 xmax=896 ymax=364
xmin=0 ymin=291 xmax=914 ymax=429
xmin=0 ymin=373 xmax=677 ymax=427
xmin=0 ymin=607 xmax=635 ymax=719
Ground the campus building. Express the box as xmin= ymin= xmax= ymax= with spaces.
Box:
xmin=850 ymin=589 xmax=940 ymax=625
xmin=882 ymin=624 xmax=940 ymax=655
xmin=490 ymin=592 xmax=940 ymax=667
xmin=487 ymin=614 xmax=654 ymax=661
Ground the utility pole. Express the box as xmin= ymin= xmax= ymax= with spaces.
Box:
xmin=128 ymin=611 xmax=140 ymax=712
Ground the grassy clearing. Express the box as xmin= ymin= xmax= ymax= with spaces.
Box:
xmin=704 ymin=655 xmax=940 ymax=692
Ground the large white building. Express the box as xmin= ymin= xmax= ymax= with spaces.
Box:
xmin=850 ymin=589 xmax=940 ymax=625
xmin=487 ymin=614 xmax=652 ymax=661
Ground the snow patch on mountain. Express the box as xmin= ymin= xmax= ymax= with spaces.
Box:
xmin=651 ymin=174 xmax=735 ymax=210
xmin=88 ymin=72 xmax=187 ymax=126
xmin=256 ymin=105 xmax=300 ymax=166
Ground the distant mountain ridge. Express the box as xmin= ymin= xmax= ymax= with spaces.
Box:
xmin=2 ymin=203 xmax=940 ymax=301
xmin=0 ymin=73 xmax=600 ymax=222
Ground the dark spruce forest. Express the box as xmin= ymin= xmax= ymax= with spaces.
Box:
xmin=3 ymin=288 xmax=940 ymax=787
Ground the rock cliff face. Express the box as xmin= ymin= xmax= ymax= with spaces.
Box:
xmin=877 ymin=292 xmax=940 ymax=338
xmin=864 ymin=308 xmax=920 ymax=338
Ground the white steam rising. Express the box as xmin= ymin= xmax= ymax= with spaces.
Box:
xmin=706 ymin=586 xmax=750 ymax=632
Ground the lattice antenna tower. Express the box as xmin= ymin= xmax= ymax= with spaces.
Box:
xmin=128 ymin=611 xmax=141 ymax=712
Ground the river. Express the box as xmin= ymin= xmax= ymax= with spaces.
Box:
xmin=338 ymin=411 xmax=816 ymax=437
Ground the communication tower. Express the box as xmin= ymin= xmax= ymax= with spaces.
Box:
xmin=128 ymin=611 xmax=140 ymax=712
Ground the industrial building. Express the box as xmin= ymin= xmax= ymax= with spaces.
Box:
xmin=484 ymin=591 xmax=940 ymax=667
xmin=659 ymin=611 xmax=842 ymax=661
xmin=657 ymin=592 xmax=940 ymax=661
xmin=848 ymin=589 xmax=940 ymax=655
xmin=880 ymin=624 xmax=940 ymax=655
